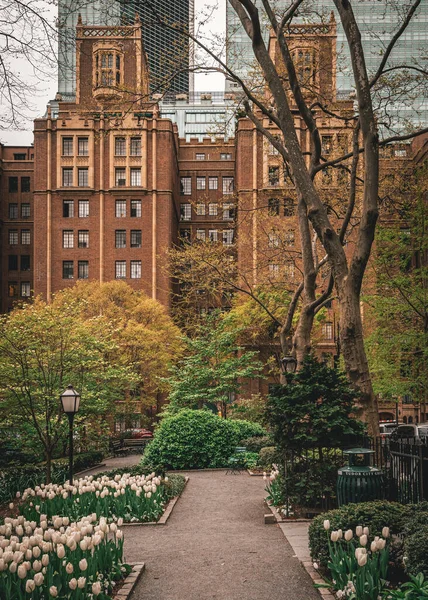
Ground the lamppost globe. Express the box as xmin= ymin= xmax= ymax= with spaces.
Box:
xmin=60 ymin=384 xmax=80 ymax=414
xmin=60 ymin=385 xmax=80 ymax=490
xmin=281 ymin=355 xmax=298 ymax=374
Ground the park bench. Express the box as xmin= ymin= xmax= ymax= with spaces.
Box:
xmin=226 ymin=446 xmax=247 ymax=474
xmin=122 ymin=438 xmax=151 ymax=451
xmin=109 ymin=438 xmax=129 ymax=456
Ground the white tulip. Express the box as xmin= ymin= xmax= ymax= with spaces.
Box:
xmin=17 ymin=564 xmax=27 ymax=579
xmin=323 ymin=520 xmax=330 ymax=531
xmin=26 ymin=579 xmax=36 ymax=592
xmin=49 ymin=586 xmax=58 ymax=597
xmin=382 ymin=527 xmax=390 ymax=538
xmin=65 ymin=562 xmax=73 ymax=574
xmin=363 ymin=527 xmax=369 ymax=535
xmin=357 ymin=553 xmax=367 ymax=567
xmin=79 ymin=558 xmax=88 ymax=571
xmin=32 ymin=559 xmax=42 ymax=572
xmin=34 ymin=572 xmax=44 ymax=586
xmin=345 ymin=529 xmax=353 ymax=542
xmin=92 ymin=581 xmax=102 ymax=595
xmin=330 ymin=531 xmax=339 ymax=543
xmin=78 ymin=576 xmax=86 ymax=589
xmin=69 ymin=578 xmax=77 ymax=590
xmin=359 ymin=535 xmax=368 ymax=547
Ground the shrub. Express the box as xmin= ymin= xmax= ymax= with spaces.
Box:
xmin=258 ymin=446 xmax=280 ymax=469
xmin=239 ymin=435 xmax=272 ymax=452
xmin=141 ymin=409 xmax=256 ymax=469
xmin=162 ymin=474 xmax=187 ymax=500
xmin=404 ymin=526 xmax=428 ymax=578
xmin=309 ymin=501 xmax=408 ymax=568
xmin=229 ymin=419 xmax=265 ymax=440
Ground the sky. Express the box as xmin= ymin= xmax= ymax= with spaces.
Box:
xmin=1 ymin=0 xmax=226 ymax=146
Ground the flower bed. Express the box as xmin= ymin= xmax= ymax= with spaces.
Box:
xmin=0 ymin=513 xmax=130 ymax=599
xmin=18 ymin=472 xmax=169 ymax=524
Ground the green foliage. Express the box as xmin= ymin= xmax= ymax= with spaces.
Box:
xmin=239 ymin=435 xmax=272 ymax=452
xmin=165 ymin=314 xmax=263 ymax=417
xmin=404 ymin=525 xmax=428 ymax=578
xmin=309 ymin=501 xmax=408 ymax=568
xmin=265 ymin=471 xmax=285 ymax=507
xmin=266 ymin=355 xmax=365 ymax=453
xmin=384 ymin=572 xmax=428 ymax=599
xmin=228 ymin=394 xmax=268 ymax=425
xmin=258 ymin=446 xmax=280 ymax=469
xmin=229 ymin=419 xmax=265 ymax=441
xmin=141 ymin=409 xmax=258 ymax=469
xmin=240 ymin=451 xmax=259 ymax=468
xmin=162 ymin=474 xmax=187 ymax=500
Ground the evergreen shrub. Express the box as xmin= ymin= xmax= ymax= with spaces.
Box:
xmin=142 ymin=409 xmax=261 ymax=469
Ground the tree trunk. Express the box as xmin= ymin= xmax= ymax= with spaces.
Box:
xmin=338 ymin=284 xmax=379 ymax=437
xmin=292 ymin=307 xmax=314 ymax=369
xmin=45 ymin=450 xmax=52 ymax=484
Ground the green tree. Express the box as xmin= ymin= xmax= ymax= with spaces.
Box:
xmin=365 ymin=161 xmax=428 ymax=402
xmin=266 ymin=355 xmax=365 ymax=454
xmin=166 ymin=314 xmax=264 ymax=418
xmin=0 ymin=298 xmax=136 ymax=481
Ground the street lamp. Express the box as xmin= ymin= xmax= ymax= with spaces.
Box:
xmin=60 ymin=385 xmax=80 ymax=488
xmin=281 ymin=355 xmax=298 ymax=374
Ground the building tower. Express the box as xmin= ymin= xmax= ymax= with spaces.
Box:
xmin=58 ymin=0 xmax=194 ymax=99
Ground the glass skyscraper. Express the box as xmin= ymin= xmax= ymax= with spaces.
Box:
xmin=226 ymin=0 xmax=427 ymax=128
xmin=57 ymin=0 xmax=194 ymax=99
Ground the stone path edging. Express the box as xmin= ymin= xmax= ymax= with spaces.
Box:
xmin=120 ymin=476 xmax=189 ymax=527
xmin=265 ymin=503 xmax=335 ymax=600
xmin=112 ymin=563 xmax=145 ymax=599
xmin=75 ymin=463 xmax=106 ymax=477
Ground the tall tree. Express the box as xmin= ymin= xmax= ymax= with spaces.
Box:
xmin=0 ymin=298 xmax=136 ymax=480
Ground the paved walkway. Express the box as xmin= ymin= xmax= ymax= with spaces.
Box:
xmin=122 ymin=470 xmax=320 ymax=600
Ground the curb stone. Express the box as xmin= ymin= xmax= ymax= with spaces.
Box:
xmin=120 ymin=476 xmax=189 ymax=527
xmin=265 ymin=503 xmax=335 ymax=600
xmin=75 ymin=463 xmax=107 ymax=477
xmin=112 ymin=563 xmax=145 ymax=599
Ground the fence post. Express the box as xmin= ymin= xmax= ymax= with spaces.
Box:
xmin=419 ymin=444 xmax=424 ymax=502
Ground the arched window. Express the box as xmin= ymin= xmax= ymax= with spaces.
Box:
xmin=408 ymin=416 xmax=413 ymax=424
xmin=293 ymin=48 xmax=317 ymax=87
xmin=403 ymin=416 xmax=408 ymax=424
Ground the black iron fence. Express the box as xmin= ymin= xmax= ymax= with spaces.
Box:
xmin=282 ymin=436 xmax=428 ymax=515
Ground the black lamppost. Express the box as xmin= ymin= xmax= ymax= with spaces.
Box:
xmin=281 ymin=355 xmax=298 ymax=375
xmin=60 ymin=385 xmax=80 ymax=488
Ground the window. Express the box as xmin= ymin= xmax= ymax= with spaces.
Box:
xmin=14 ymin=153 xmax=26 ymax=160
xmin=208 ymin=203 xmax=218 ymax=216
xmin=268 ymin=231 xmax=280 ymax=248
xmin=78 ymin=168 xmax=88 ymax=187
xmin=21 ymin=203 xmax=31 ymax=218
xmin=95 ymin=50 xmax=122 ymax=87
xmin=8 ymin=255 xmax=18 ymax=271
xmin=130 ymin=230 xmax=142 ymax=248
xmin=8 ymin=230 xmax=18 ymax=245
xmin=63 ymin=200 xmax=74 ymax=218
xmin=268 ymin=138 xmax=280 ymax=155
xmin=208 ymin=229 xmax=218 ymax=242
xmin=21 ymin=282 xmax=31 ymax=297
xmin=196 ymin=153 xmax=205 ymax=160
xmin=115 ymin=261 xmax=126 ymax=279
xmin=130 ymin=137 xmax=141 ymax=156
xmin=284 ymin=230 xmax=295 ymax=246
xmin=180 ymin=203 xmax=191 ymax=221
xmin=115 ymin=137 xmax=126 ymax=156
xmin=8 ymin=282 xmax=18 ymax=297
xmin=78 ymin=200 xmax=89 ymax=218
xmin=115 ymin=230 xmax=126 ymax=248
xmin=322 ymin=168 xmax=333 ymax=184
xmin=284 ymin=261 xmax=295 ymax=279
xmin=63 ymin=168 xmax=73 ymax=187
xmin=21 ymin=255 xmax=30 ymax=271
xmin=196 ymin=203 xmax=206 ymax=216
xmin=130 ymin=168 xmax=141 ymax=186
xmin=115 ymin=200 xmax=126 ymax=217
xmin=130 ymin=260 xmax=141 ymax=279
xmin=78 ymin=230 xmax=89 ymax=248
xmin=9 ymin=204 xmax=18 ymax=219
xmin=294 ymin=48 xmax=316 ymax=85
xmin=208 ymin=177 xmax=218 ymax=190
xmin=78 ymin=137 xmax=89 ymax=156
xmin=21 ymin=230 xmax=31 ymax=245
xmin=63 ymin=261 xmax=74 ymax=279
xmin=284 ymin=197 xmax=295 ymax=217
xmin=131 ymin=200 xmax=142 ymax=217
xmin=268 ymin=166 xmax=279 ymax=186
xmin=269 ymin=264 xmax=279 ymax=277
xmin=21 ymin=177 xmax=31 ymax=192
xmin=196 ymin=177 xmax=206 ymax=190
xmin=220 ymin=153 xmax=232 ymax=160
xmin=180 ymin=177 xmax=191 ymax=195
xmin=223 ymin=229 xmax=234 ymax=246
xmin=115 ymin=168 xmax=126 ymax=186
xmin=63 ymin=230 xmax=74 ymax=249
xmin=322 ymin=321 xmax=334 ymax=340
xmin=268 ymin=198 xmax=280 ymax=216
xmin=222 ymin=177 xmax=234 ymax=194
xmin=223 ymin=203 xmax=235 ymax=220
xmin=196 ymin=229 xmax=206 ymax=241
xmin=78 ymin=261 xmax=89 ymax=279
xmin=62 ymin=137 xmax=73 ymax=156
xmin=9 ymin=177 xmax=18 ymax=193
xmin=321 ymin=135 xmax=333 ymax=156
xmin=179 ymin=229 xmax=191 ymax=245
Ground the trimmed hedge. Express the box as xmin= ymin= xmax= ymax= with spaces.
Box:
xmin=239 ymin=435 xmax=272 ymax=453
xmin=257 ymin=446 xmax=280 ymax=469
xmin=404 ymin=525 xmax=428 ymax=577
xmin=309 ymin=501 xmax=408 ymax=568
xmin=142 ymin=409 xmax=263 ymax=470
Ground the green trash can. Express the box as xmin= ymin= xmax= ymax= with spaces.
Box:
xmin=337 ymin=448 xmax=384 ymax=507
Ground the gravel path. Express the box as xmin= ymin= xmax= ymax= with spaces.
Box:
xmin=123 ymin=470 xmax=320 ymax=600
